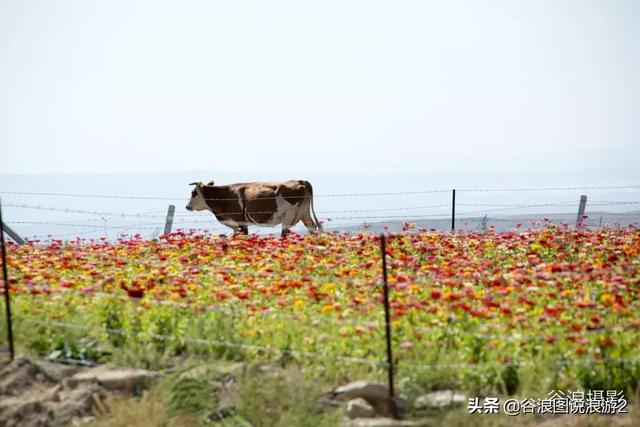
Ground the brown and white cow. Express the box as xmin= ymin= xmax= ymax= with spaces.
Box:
xmin=186 ymin=180 xmax=322 ymax=237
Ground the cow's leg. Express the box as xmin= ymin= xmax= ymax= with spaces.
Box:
xmin=239 ymin=225 xmax=249 ymax=235
xmin=228 ymin=224 xmax=243 ymax=236
xmin=280 ymin=226 xmax=291 ymax=238
xmin=279 ymin=207 xmax=298 ymax=238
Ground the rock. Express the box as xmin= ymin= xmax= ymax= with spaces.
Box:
xmin=414 ymin=390 xmax=465 ymax=410
xmin=43 ymin=384 xmax=63 ymax=402
xmin=0 ymin=399 xmax=53 ymax=427
xmin=0 ymin=358 xmax=152 ymax=427
xmin=342 ymin=417 xmax=430 ymax=427
xmin=39 ymin=361 xmax=85 ymax=382
xmin=0 ymin=358 xmax=56 ymax=397
xmin=66 ymin=365 xmax=110 ymax=384
xmin=95 ymin=369 xmax=158 ymax=392
xmin=50 ymin=382 xmax=106 ymax=423
xmin=331 ymin=381 xmax=409 ymax=418
xmin=71 ymin=368 xmax=158 ymax=393
xmin=332 ymin=381 xmax=389 ymax=403
xmin=319 ymin=395 xmax=344 ymax=410
xmin=70 ymin=416 xmax=95 ymax=426
xmin=346 ymin=398 xmax=376 ymax=419
xmin=373 ymin=396 xmax=409 ymax=419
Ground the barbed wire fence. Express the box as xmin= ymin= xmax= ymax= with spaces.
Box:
xmin=4 ymin=230 xmax=640 ymax=383
xmin=1 ymin=184 xmax=639 ymax=242
xmin=1 ymin=185 xmax=640 ymax=394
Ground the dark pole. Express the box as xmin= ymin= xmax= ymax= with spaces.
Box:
xmin=451 ymin=189 xmax=456 ymax=231
xmin=380 ymin=234 xmax=397 ymax=418
xmin=0 ymin=199 xmax=15 ymax=360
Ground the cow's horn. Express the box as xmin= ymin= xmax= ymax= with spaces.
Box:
xmin=188 ymin=182 xmax=199 ymax=186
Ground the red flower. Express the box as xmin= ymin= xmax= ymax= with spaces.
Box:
xmin=600 ymin=337 xmax=614 ymax=347
xmin=127 ymin=288 xmax=144 ymax=299
xmin=234 ymin=290 xmax=250 ymax=300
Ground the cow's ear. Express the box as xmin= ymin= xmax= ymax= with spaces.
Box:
xmin=207 ymin=180 xmax=215 ymax=186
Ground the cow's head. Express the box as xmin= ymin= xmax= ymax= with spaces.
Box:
xmin=186 ymin=181 xmax=213 ymax=211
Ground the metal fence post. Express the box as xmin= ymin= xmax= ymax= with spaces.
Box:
xmin=380 ymin=234 xmax=397 ymax=419
xmin=164 ymin=205 xmax=175 ymax=235
xmin=0 ymin=200 xmax=15 ymax=360
xmin=451 ymin=189 xmax=456 ymax=231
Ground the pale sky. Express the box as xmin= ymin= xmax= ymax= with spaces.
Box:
xmin=1 ymin=0 xmax=639 ymax=176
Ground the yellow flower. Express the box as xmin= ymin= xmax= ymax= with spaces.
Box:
xmin=600 ymin=293 xmax=614 ymax=304
xmin=322 ymin=283 xmax=335 ymax=293
xmin=321 ymin=304 xmax=334 ymax=312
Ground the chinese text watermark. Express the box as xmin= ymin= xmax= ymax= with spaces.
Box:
xmin=468 ymin=390 xmax=628 ymax=416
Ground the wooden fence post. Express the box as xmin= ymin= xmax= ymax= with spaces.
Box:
xmin=0 ymin=222 xmax=24 ymax=246
xmin=576 ymin=195 xmax=587 ymax=227
xmin=164 ymin=205 xmax=175 ymax=235
xmin=380 ymin=234 xmax=397 ymax=419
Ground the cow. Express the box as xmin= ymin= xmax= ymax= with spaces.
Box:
xmin=185 ymin=180 xmax=323 ymax=237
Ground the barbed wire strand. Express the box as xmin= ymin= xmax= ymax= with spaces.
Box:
xmin=456 ymin=185 xmax=640 ymax=193
xmin=405 ymin=354 xmax=640 ymax=372
xmin=13 ymin=317 xmax=640 ymax=372
xmin=9 ymin=210 xmax=640 ymax=229
xmin=0 ymin=189 xmax=450 ymax=201
xmin=2 ymin=185 xmax=639 ymax=201
xmin=4 ymin=200 xmax=639 ymax=223
xmin=16 ymin=317 xmax=384 ymax=367
xmin=3 ymin=202 xmax=464 ymax=217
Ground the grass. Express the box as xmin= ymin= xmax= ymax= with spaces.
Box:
xmin=79 ymin=363 xmax=640 ymax=427
xmin=83 ymin=362 xmax=342 ymax=427
xmin=2 ymin=227 xmax=638 ymax=425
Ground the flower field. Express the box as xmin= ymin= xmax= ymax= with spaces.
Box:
xmin=3 ymin=224 xmax=640 ymax=394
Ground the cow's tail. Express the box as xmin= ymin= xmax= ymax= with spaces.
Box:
xmin=305 ymin=181 xmax=323 ymax=233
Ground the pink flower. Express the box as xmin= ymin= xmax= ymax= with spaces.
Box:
xmin=399 ymin=341 xmax=413 ymax=350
